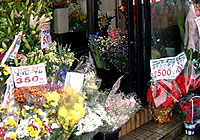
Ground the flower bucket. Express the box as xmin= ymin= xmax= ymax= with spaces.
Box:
xmin=150 ymin=107 xmax=172 ymax=124
xmin=184 ymin=121 xmax=197 ymax=136
xmin=180 ymin=96 xmax=200 ymax=135
xmin=93 ymin=128 xmax=121 ymax=140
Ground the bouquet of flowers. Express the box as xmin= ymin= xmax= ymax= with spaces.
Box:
xmin=102 ymin=92 xmax=141 ymax=132
xmin=52 ymin=0 xmax=71 ymax=8
xmin=0 ymin=83 xmax=85 ymax=140
xmin=98 ymin=10 xmax=114 ymax=36
xmin=21 ymin=42 xmax=76 ymax=80
xmin=68 ymin=2 xmax=87 ymax=32
xmin=88 ymin=26 xmax=128 ymax=73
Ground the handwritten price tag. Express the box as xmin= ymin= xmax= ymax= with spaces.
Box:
xmin=1 ymin=75 xmax=15 ymax=108
xmin=41 ymin=22 xmax=52 ymax=49
xmin=12 ymin=63 xmax=47 ymax=88
xmin=150 ymin=52 xmax=187 ymax=80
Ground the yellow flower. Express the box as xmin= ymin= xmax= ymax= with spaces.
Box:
xmin=3 ymin=71 xmax=9 ymax=76
xmin=35 ymin=118 xmax=43 ymax=128
xmin=21 ymin=108 xmax=25 ymax=117
xmin=58 ymin=106 xmax=68 ymax=118
xmin=7 ymin=119 xmax=17 ymax=128
xmin=29 ymin=130 xmax=39 ymax=138
xmin=45 ymin=91 xmax=60 ymax=107
xmin=0 ymin=48 xmax=4 ymax=52
xmin=9 ymin=133 xmax=16 ymax=139
xmin=30 ymin=106 xmax=35 ymax=110
xmin=36 ymin=109 xmax=41 ymax=115
xmin=26 ymin=126 xmax=34 ymax=131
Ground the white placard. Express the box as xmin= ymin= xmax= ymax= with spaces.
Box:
xmin=1 ymin=75 xmax=15 ymax=108
xmin=8 ymin=31 xmax=23 ymax=59
xmin=1 ymin=31 xmax=22 ymax=65
xmin=12 ymin=63 xmax=47 ymax=88
xmin=41 ymin=22 xmax=52 ymax=49
xmin=64 ymin=72 xmax=84 ymax=93
xmin=150 ymin=52 xmax=187 ymax=80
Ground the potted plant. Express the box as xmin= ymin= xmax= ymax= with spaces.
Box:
xmin=147 ymin=79 xmax=181 ymax=124
xmin=52 ymin=0 xmax=71 ymax=33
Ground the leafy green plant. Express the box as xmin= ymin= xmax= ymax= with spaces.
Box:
xmin=0 ymin=0 xmax=53 ymax=55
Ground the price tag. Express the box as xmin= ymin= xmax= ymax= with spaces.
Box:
xmin=1 ymin=75 xmax=15 ymax=108
xmin=41 ymin=22 xmax=52 ymax=49
xmin=150 ymin=52 xmax=187 ymax=80
xmin=8 ymin=31 xmax=23 ymax=59
xmin=12 ymin=63 xmax=47 ymax=88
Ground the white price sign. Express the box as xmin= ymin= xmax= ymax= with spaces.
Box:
xmin=41 ymin=22 xmax=52 ymax=49
xmin=150 ymin=52 xmax=187 ymax=80
xmin=12 ymin=63 xmax=47 ymax=88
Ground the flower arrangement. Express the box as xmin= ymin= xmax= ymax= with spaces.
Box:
xmin=21 ymin=42 xmax=76 ymax=79
xmin=147 ymin=78 xmax=182 ymax=123
xmin=147 ymin=79 xmax=181 ymax=110
xmin=0 ymin=84 xmax=85 ymax=140
xmin=88 ymin=27 xmax=128 ymax=72
xmin=102 ymin=92 xmax=141 ymax=132
xmin=52 ymin=0 xmax=71 ymax=8
xmin=98 ymin=10 xmax=114 ymax=36
xmin=68 ymin=2 xmax=88 ymax=32
xmin=174 ymin=62 xmax=200 ymax=125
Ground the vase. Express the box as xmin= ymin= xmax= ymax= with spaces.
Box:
xmin=54 ymin=8 xmax=69 ymax=34
xmin=150 ymin=107 xmax=172 ymax=124
xmin=96 ymin=67 xmax=117 ymax=90
xmin=184 ymin=122 xmax=198 ymax=136
xmin=93 ymin=128 xmax=121 ymax=140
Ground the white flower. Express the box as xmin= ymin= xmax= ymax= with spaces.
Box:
xmin=51 ymin=123 xmax=59 ymax=129
xmin=23 ymin=105 xmax=30 ymax=110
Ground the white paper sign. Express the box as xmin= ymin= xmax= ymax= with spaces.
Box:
xmin=41 ymin=22 xmax=52 ymax=49
xmin=12 ymin=63 xmax=47 ymax=88
xmin=1 ymin=75 xmax=15 ymax=108
xmin=150 ymin=52 xmax=187 ymax=80
xmin=64 ymin=72 xmax=84 ymax=93
xmin=8 ymin=31 xmax=23 ymax=59
xmin=1 ymin=31 xmax=23 ymax=65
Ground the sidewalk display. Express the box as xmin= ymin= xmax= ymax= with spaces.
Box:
xmin=0 ymin=1 xmax=142 ymax=139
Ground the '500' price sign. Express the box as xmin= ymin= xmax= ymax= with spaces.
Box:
xmin=12 ymin=63 xmax=47 ymax=88
xmin=150 ymin=52 xmax=187 ymax=80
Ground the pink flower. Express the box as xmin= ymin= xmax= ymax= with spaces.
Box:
xmin=130 ymin=97 xmax=136 ymax=108
xmin=124 ymin=98 xmax=130 ymax=105
xmin=107 ymin=104 xmax=113 ymax=110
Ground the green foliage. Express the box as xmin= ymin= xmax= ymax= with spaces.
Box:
xmin=0 ymin=0 xmax=53 ymax=54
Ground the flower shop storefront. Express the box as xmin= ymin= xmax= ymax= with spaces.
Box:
xmin=0 ymin=0 xmax=199 ymax=140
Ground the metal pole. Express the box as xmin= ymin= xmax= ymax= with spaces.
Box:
xmin=144 ymin=0 xmax=151 ymax=105
xmin=87 ymin=0 xmax=98 ymax=35
xmin=136 ymin=0 xmax=144 ymax=100
xmin=127 ymin=0 xmax=135 ymax=93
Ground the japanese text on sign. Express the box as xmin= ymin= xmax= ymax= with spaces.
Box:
xmin=150 ymin=52 xmax=187 ymax=80
xmin=41 ymin=22 xmax=52 ymax=49
xmin=1 ymin=75 xmax=15 ymax=108
xmin=12 ymin=63 xmax=47 ymax=88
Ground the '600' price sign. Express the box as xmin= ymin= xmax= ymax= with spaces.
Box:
xmin=150 ymin=52 xmax=187 ymax=80
xmin=12 ymin=63 xmax=47 ymax=88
